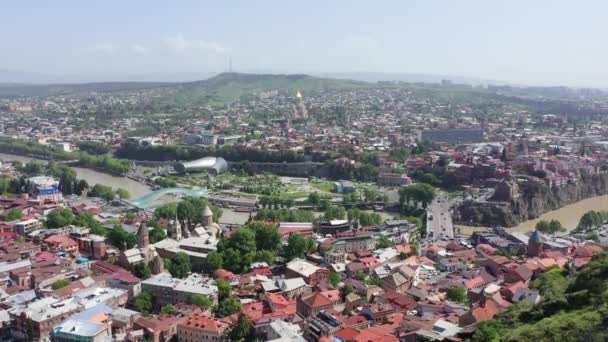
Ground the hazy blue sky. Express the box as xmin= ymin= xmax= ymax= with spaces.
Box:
xmin=3 ymin=1 xmax=608 ymax=86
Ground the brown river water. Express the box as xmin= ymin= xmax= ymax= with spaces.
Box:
xmin=457 ymin=194 xmax=608 ymax=234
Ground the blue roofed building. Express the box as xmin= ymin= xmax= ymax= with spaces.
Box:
xmin=53 ymin=304 xmax=113 ymax=342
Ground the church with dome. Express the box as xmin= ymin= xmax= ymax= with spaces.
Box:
xmin=153 ymin=205 xmax=221 ymax=271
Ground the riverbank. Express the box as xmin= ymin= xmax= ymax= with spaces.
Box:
xmin=0 ymin=152 xmax=151 ymax=198
xmin=457 ymin=194 xmax=608 ymax=234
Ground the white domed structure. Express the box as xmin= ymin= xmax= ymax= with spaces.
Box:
xmin=174 ymin=157 xmax=228 ymax=175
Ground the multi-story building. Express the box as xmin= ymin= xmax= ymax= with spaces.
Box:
xmin=14 ymin=218 xmax=43 ymax=234
xmin=285 ymin=259 xmax=329 ymax=287
xmin=142 ymin=273 xmax=218 ymax=308
xmin=377 ymin=173 xmax=412 ymax=186
xmin=27 ymin=176 xmax=63 ymax=202
xmin=302 ymin=310 xmax=343 ymax=342
xmin=331 ymin=232 xmax=376 ymax=254
xmin=52 ymin=304 xmax=112 ymax=342
xmin=177 ymin=313 xmax=230 ymax=342
xmin=11 ymin=297 xmax=81 ymax=341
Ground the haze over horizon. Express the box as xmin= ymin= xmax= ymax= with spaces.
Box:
xmin=4 ymin=0 xmax=608 ymax=88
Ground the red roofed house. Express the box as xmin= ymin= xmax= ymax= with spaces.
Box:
xmin=177 ymin=313 xmax=230 ymax=342
xmin=459 ymin=298 xmax=501 ymax=327
xmin=43 ymin=235 xmax=78 ymax=254
xmin=297 ymin=292 xmax=334 ymax=318
xmin=135 ymin=314 xmax=185 ymax=342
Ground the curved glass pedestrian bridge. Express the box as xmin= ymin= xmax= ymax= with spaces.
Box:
xmin=129 ymin=187 xmax=207 ymax=208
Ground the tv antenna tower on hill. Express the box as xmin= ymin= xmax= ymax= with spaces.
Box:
xmin=227 ymin=56 xmax=233 ymax=72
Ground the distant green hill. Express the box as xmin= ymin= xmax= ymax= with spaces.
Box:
xmin=0 ymin=82 xmax=173 ymax=98
xmin=163 ymin=72 xmax=372 ymax=105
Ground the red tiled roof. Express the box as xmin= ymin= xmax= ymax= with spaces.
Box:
xmin=32 ymin=251 xmax=58 ymax=263
xmin=471 ymin=299 xmax=500 ymax=322
xmin=303 ymin=292 xmax=332 ymax=308
xmin=336 ymin=327 xmax=360 ymax=341
xmin=320 ymin=289 xmax=340 ymax=303
xmin=278 ymin=226 xmax=313 ymax=236
xmin=44 ymin=235 xmax=77 ymax=247
xmin=214 ymin=268 xmax=237 ymax=281
xmin=354 ymin=327 xmax=398 ymax=342
xmin=266 ymin=292 xmax=290 ymax=308
xmin=107 ymin=270 xmax=140 ymax=284
xmin=93 ymin=260 xmax=125 ymax=274
xmin=252 ymin=267 xmax=273 ymax=276
xmin=179 ymin=313 xmax=229 ymax=334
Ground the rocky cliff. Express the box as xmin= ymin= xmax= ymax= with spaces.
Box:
xmin=455 ymin=172 xmax=608 ymax=227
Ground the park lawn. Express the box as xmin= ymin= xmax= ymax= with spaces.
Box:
xmin=310 ymin=180 xmax=336 ymax=193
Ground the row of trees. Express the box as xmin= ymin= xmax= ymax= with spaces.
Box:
xmin=255 ymin=208 xmax=315 ymax=222
xmin=258 ymin=195 xmax=294 ymax=209
xmin=347 ymin=208 xmax=383 ymax=226
xmin=398 ymin=183 xmax=436 ymax=208
xmin=89 ymin=184 xmax=130 ymax=201
xmin=0 ymin=137 xmax=130 ymax=175
xmin=115 ymin=140 xmax=315 ymax=163
xmin=576 ymin=210 xmax=608 ymax=232
xmin=534 ymin=219 xmax=565 ymax=235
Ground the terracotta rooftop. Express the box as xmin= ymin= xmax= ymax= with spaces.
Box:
xmin=179 ymin=313 xmax=229 ymax=334
xmin=303 ymin=291 xmax=333 ymax=308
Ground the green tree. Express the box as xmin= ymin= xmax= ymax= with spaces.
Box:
xmin=216 ymin=278 xmax=231 ymax=301
xmin=206 ymin=251 xmax=224 ymax=272
xmin=155 ymin=203 xmax=177 ymax=220
xmin=135 ymin=290 xmax=154 ymax=315
xmin=472 ymin=320 xmax=504 ymax=342
xmin=376 ymin=236 xmax=394 ymax=249
xmin=5 ymin=208 xmax=23 ymax=221
xmin=446 ymin=285 xmax=467 ymax=303
xmin=107 ymin=224 xmax=137 ymax=250
xmin=251 ymin=222 xmax=281 ymax=252
xmin=340 ymin=285 xmax=353 ymax=301
xmin=324 ymin=205 xmax=346 ymax=220
xmin=148 ymin=225 xmax=167 ymax=243
xmin=255 ymin=249 xmax=276 ymax=265
xmin=51 ymin=279 xmax=71 ymax=290
xmin=160 ymin=304 xmax=173 ymax=314
xmin=220 ymin=227 xmax=257 ymax=273
xmin=354 ymin=271 xmax=367 ymax=281
xmin=89 ymin=184 xmax=116 ymax=201
xmin=215 ymin=297 xmax=241 ymax=317
xmin=283 ymin=234 xmax=316 ymax=261
xmin=329 ymin=272 xmax=341 ymax=288
xmin=577 ymin=210 xmax=603 ymax=232
xmin=46 ymin=208 xmax=74 ymax=228
xmin=548 ymin=219 xmax=565 ymax=235
xmin=535 ymin=220 xmax=551 ymax=234
xmin=134 ymin=263 xmax=152 ymax=280
xmin=308 ymin=192 xmax=321 ymax=207
xmin=229 ymin=313 xmax=252 ymax=341
xmin=191 ymin=294 xmax=213 ymax=308
xmin=170 ymin=252 xmax=191 ymax=279
xmin=115 ymin=188 xmax=130 ymax=200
